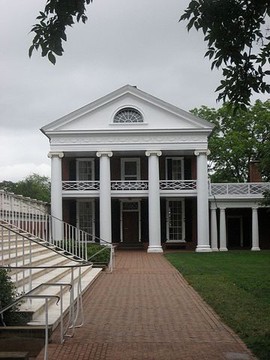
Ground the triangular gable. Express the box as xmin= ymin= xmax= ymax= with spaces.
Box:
xmin=41 ymin=85 xmax=214 ymax=134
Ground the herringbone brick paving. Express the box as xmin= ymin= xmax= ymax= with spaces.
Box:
xmin=36 ymin=251 xmax=256 ymax=360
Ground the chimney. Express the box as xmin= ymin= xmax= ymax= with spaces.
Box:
xmin=249 ymin=160 xmax=262 ymax=182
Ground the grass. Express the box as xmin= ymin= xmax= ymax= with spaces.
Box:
xmin=165 ymin=251 xmax=270 ymax=360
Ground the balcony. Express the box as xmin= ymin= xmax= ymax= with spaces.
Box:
xmin=209 ymin=182 xmax=270 ymax=199
xmin=62 ymin=180 xmax=270 ymax=199
xmin=62 ymin=180 xmax=197 ymax=197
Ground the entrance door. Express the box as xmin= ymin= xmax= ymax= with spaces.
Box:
xmin=123 ymin=211 xmax=139 ymax=243
xmin=227 ymin=216 xmax=243 ymax=248
xmin=121 ymin=201 xmax=140 ymax=243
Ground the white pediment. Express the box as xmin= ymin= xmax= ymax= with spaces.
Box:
xmin=42 ymin=85 xmax=213 ymax=134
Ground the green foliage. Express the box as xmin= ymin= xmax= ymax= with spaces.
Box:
xmin=191 ymin=100 xmax=270 ymax=182
xmin=0 ymin=269 xmax=21 ymax=326
xmin=29 ymin=0 xmax=93 ymax=64
xmin=0 ymin=173 xmax=51 ymax=203
xmin=181 ymin=0 xmax=270 ymax=109
xmin=87 ymin=244 xmax=111 ymax=264
xmin=165 ymin=251 xmax=270 ymax=360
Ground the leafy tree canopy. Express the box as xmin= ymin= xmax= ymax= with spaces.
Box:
xmin=191 ymin=100 xmax=270 ymax=182
xmin=0 ymin=174 xmax=51 ymax=203
xmin=29 ymin=0 xmax=93 ymax=64
xmin=181 ymin=0 xmax=270 ymax=109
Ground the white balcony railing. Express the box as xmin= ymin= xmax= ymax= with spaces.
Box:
xmin=209 ymin=182 xmax=270 ymax=196
xmin=62 ymin=180 xmax=197 ymax=192
xmin=111 ymin=181 xmax=148 ymax=191
xmin=62 ymin=181 xmax=100 ymax=191
xmin=160 ymin=180 xmax=196 ymax=191
xmin=62 ymin=180 xmax=270 ymax=197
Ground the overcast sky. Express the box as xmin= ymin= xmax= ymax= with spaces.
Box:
xmin=0 ymin=0 xmax=267 ymax=182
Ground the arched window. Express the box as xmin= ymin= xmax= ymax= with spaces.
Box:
xmin=113 ymin=107 xmax=143 ymax=123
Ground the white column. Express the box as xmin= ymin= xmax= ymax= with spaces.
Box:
xmin=219 ymin=206 xmax=228 ymax=251
xmin=251 ymin=206 xmax=260 ymax=251
xmin=210 ymin=203 xmax=218 ymax=251
xmin=145 ymin=150 xmax=163 ymax=253
xmin=48 ymin=151 xmax=64 ymax=241
xmin=194 ymin=150 xmax=211 ymax=252
xmin=97 ymin=151 xmax=113 ymax=243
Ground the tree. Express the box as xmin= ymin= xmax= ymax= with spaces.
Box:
xmin=0 ymin=174 xmax=51 ymax=203
xmin=191 ymin=100 xmax=270 ymax=182
xmin=29 ymin=0 xmax=93 ymax=64
xmin=180 ymin=0 xmax=270 ymax=109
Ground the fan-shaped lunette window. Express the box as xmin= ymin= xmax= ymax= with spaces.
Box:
xmin=114 ymin=108 xmax=143 ymax=123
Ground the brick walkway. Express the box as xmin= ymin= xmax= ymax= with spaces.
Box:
xmin=36 ymin=251 xmax=256 ymax=360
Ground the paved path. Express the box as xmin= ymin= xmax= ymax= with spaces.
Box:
xmin=37 ymin=251 xmax=256 ymax=360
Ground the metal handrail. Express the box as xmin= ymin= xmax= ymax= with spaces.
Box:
xmin=0 ymin=292 xmax=60 ymax=360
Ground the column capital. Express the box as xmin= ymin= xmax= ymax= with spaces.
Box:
xmin=194 ymin=149 xmax=210 ymax=156
xmin=96 ymin=151 xmax=113 ymax=158
xmin=48 ymin=151 xmax=64 ymax=159
xmin=145 ymin=150 xmax=162 ymax=157
xmin=210 ymin=202 xmax=217 ymax=210
xmin=219 ymin=205 xmax=227 ymax=211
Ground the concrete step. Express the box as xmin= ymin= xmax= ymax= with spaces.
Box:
xmin=0 ymin=221 xmax=105 ymax=332
xmin=27 ymin=267 xmax=102 ymax=329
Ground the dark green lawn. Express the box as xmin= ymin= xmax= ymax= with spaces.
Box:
xmin=165 ymin=251 xmax=270 ymax=360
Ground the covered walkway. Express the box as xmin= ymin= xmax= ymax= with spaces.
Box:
xmin=37 ymin=251 xmax=256 ymax=360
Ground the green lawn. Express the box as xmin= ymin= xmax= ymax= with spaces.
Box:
xmin=165 ymin=251 xmax=270 ymax=360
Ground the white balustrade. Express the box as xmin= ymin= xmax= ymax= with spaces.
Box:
xmin=210 ymin=182 xmax=270 ymax=196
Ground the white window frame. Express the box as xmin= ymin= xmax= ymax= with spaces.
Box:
xmin=166 ymin=199 xmax=185 ymax=242
xmin=76 ymin=158 xmax=95 ymax=181
xmin=121 ymin=158 xmax=141 ymax=181
xmin=165 ymin=157 xmax=184 ymax=180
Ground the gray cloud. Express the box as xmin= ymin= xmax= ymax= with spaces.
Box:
xmin=1 ymin=0 xmax=266 ymax=182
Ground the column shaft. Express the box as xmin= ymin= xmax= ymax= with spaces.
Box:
xmin=219 ymin=208 xmax=228 ymax=251
xmin=49 ymin=152 xmax=64 ymax=241
xmin=195 ymin=150 xmax=211 ymax=252
xmin=251 ymin=207 xmax=260 ymax=251
xmin=210 ymin=206 xmax=218 ymax=251
xmin=97 ymin=151 xmax=112 ymax=243
xmin=146 ymin=151 xmax=163 ymax=253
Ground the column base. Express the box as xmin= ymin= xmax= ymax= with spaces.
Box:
xmin=195 ymin=245 xmax=212 ymax=252
xmin=251 ymin=247 xmax=260 ymax=251
xmin=211 ymin=247 xmax=219 ymax=252
xmin=219 ymin=247 xmax=228 ymax=252
xmin=147 ymin=245 xmax=163 ymax=253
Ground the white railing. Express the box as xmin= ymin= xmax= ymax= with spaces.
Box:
xmin=62 ymin=181 xmax=100 ymax=191
xmin=159 ymin=180 xmax=197 ymax=191
xmin=209 ymin=182 xmax=270 ymax=196
xmin=62 ymin=180 xmax=199 ymax=192
xmin=111 ymin=180 xmax=148 ymax=191
xmin=0 ymin=190 xmax=114 ymax=266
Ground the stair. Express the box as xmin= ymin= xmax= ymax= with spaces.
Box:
xmin=0 ymin=224 xmax=103 ymax=331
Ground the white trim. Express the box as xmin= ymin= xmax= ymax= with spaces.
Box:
xmin=120 ymin=199 xmax=141 ymax=242
xmin=166 ymin=199 xmax=185 ymax=242
xmin=121 ymin=158 xmax=141 ymax=180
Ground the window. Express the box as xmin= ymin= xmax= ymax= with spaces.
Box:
xmin=167 ymin=200 xmax=185 ymax=242
xmin=121 ymin=158 xmax=140 ymax=180
xmin=76 ymin=159 xmax=94 ymax=181
xmin=114 ymin=107 xmax=143 ymax=123
xmin=77 ymin=201 xmax=94 ymax=235
xmin=166 ymin=157 xmax=184 ymax=180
